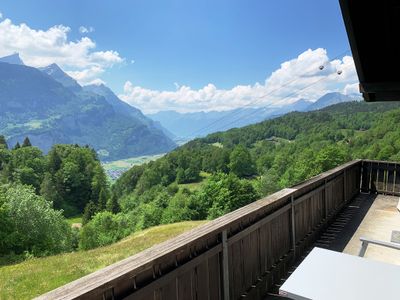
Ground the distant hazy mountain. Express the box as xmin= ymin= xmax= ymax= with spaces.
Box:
xmin=148 ymin=108 xmax=265 ymax=138
xmin=0 ymin=55 xmax=176 ymax=160
xmin=307 ymin=92 xmax=358 ymax=110
xmin=148 ymin=93 xmax=360 ymax=138
xmin=83 ymin=84 xmax=147 ymax=121
xmin=284 ymin=99 xmax=312 ymax=113
xmin=82 ymin=84 xmax=177 ymax=140
xmin=0 ymin=53 xmax=24 ymax=65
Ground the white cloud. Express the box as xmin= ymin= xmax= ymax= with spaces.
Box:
xmin=119 ymin=48 xmax=359 ymax=113
xmin=343 ymin=82 xmax=359 ymax=95
xmin=66 ymin=66 xmax=105 ymax=85
xmin=0 ymin=18 xmax=123 ymax=84
xmin=0 ymin=12 xmax=3 ymax=19
xmin=79 ymin=26 xmax=94 ymax=34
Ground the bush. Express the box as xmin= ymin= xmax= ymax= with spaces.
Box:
xmin=197 ymin=173 xmax=259 ymax=219
xmin=161 ymin=190 xmax=200 ymax=223
xmin=0 ymin=184 xmax=74 ymax=256
xmin=257 ymin=169 xmax=280 ymax=197
xmin=134 ymin=202 xmax=163 ymax=231
xmin=79 ymin=211 xmax=133 ymax=250
xmin=228 ymin=145 xmax=256 ymax=178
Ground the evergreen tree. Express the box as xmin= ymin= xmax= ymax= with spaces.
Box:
xmin=0 ymin=148 xmax=11 ymax=172
xmin=47 ymin=148 xmax=62 ymax=173
xmin=82 ymin=201 xmax=98 ymax=225
xmin=0 ymin=135 xmax=8 ymax=149
xmin=106 ymin=194 xmax=120 ymax=214
xmin=91 ymin=165 xmax=108 ymax=206
xmin=13 ymin=142 xmax=21 ymax=150
xmin=22 ymin=137 xmax=32 ymax=147
xmin=176 ymin=167 xmax=185 ymax=184
xmin=98 ymin=188 xmax=108 ymax=211
xmin=40 ymin=173 xmax=61 ymax=208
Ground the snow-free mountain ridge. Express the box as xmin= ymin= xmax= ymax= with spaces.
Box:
xmin=148 ymin=92 xmax=361 ymax=138
xmin=0 ymin=54 xmax=176 ymax=160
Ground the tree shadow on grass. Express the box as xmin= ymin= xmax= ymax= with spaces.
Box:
xmin=0 ymin=253 xmax=29 ymax=267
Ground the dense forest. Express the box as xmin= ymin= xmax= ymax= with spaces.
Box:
xmin=0 ymin=140 xmax=111 ymax=257
xmin=1 ymin=101 xmax=400 ymax=260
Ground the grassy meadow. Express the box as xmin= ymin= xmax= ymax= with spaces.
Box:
xmin=0 ymin=221 xmax=206 ymax=300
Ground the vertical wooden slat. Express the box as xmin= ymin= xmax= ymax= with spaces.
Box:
xmin=242 ymin=235 xmax=252 ymax=291
xmin=208 ymin=255 xmax=221 ymax=300
xmin=258 ymin=224 xmax=266 ymax=275
xmin=324 ymin=179 xmax=328 ymax=219
xmin=395 ymin=164 xmax=400 ymax=195
xmin=264 ymin=222 xmax=272 ymax=270
xmin=177 ymin=272 xmax=192 ymax=300
xmin=194 ymin=261 xmax=210 ymax=300
xmin=291 ymin=195 xmax=296 ymax=259
xmin=154 ymin=289 xmax=161 ymax=300
xmin=360 ymin=161 xmax=369 ymax=192
xmin=221 ymin=230 xmax=229 ymax=300
xmin=393 ymin=164 xmax=397 ymax=194
xmin=377 ymin=162 xmax=385 ymax=193
xmin=369 ymin=161 xmax=373 ymax=192
xmin=344 ymin=169 xmax=347 ymax=202
xmin=162 ymin=280 xmax=177 ymax=300
xmin=372 ymin=162 xmax=378 ymax=193
xmin=249 ymin=230 xmax=260 ymax=285
xmin=385 ymin=162 xmax=389 ymax=193
xmin=134 ymin=290 xmax=155 ymax=300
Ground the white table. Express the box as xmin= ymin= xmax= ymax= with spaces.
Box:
xmin=279 ymin=247 xmax=400 ymax=300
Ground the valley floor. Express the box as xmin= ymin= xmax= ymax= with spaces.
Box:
xmin=102 ymin=153 xmax=166 ymax=181
xmin=0 ymin=221 xmax=206 ymax=300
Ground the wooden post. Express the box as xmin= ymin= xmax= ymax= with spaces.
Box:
xmin=222 ymin=230 xmax=230 ymax=300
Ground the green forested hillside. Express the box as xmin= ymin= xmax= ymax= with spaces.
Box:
xmin=0 ymin=141 xmax=113 ymax=257
xmin=1 ymin=101 xmax=400 ymax=266
xmin=114 ymin=101 xmax=400 ymax=195
xmin=108 ymin=101 xmax=400 ymax=243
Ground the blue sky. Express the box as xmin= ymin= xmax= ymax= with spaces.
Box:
xmin=0 ymin=0 xmax=358 ymax=112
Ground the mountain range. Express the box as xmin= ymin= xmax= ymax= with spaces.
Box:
xmin=0 ymin=53 xmax=362 ymax=158
xmin=147 ymin=92 xmax=361 ymax=138
xmin=0 ymin=54 xmax=176 ymax=160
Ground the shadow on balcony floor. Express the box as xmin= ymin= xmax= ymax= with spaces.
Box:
xmin=315 ymin=193 xmax=376 ymax=252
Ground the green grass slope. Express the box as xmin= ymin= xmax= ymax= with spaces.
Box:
xmin=0 ymin=221 xmax=206 ymax=300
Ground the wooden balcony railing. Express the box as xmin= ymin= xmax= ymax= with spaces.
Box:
xmin=38 ymin=159 xmax=394 ymax=300
xmin=361 ymin=160 xmax=400 ymax=195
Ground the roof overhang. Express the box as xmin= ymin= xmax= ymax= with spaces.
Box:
xmin=339 ymin=0 xmax=400 ymax=102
